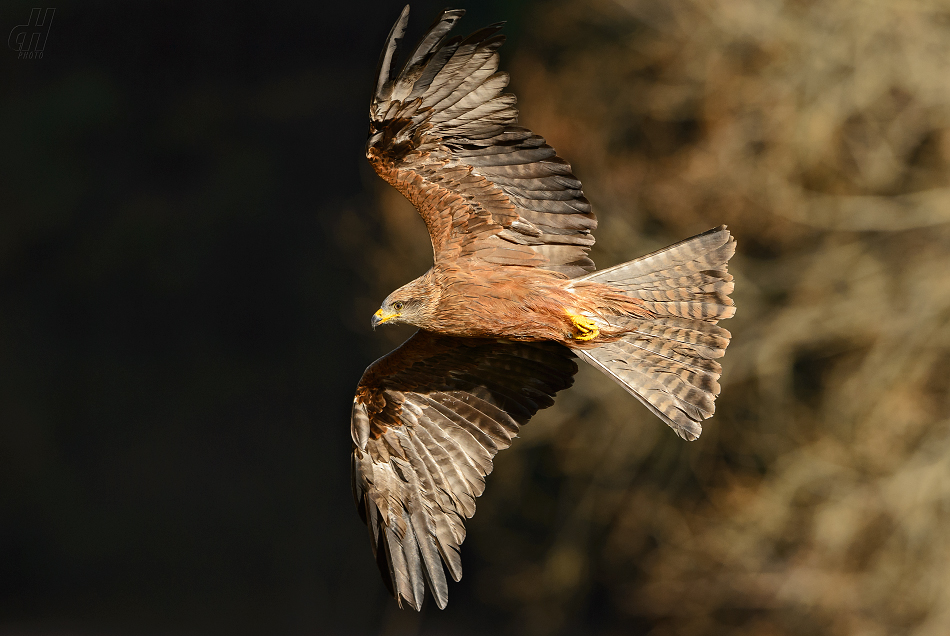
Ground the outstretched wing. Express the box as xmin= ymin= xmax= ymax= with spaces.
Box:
xmin=367 ymin=6 xmax=597 ymax=277
xmin=351 ymin=330 xmax=577 ymax=609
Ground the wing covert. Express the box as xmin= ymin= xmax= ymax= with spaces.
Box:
xmin=351 ymin=330 xmax=577 ymax=609
xmin=367 ymin=7 xmax=597 ymax=277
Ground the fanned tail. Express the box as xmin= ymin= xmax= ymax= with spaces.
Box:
xmin=576 ymin=226 xmax=736 ymax=440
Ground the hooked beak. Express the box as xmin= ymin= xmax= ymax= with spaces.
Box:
xmin=372 ymin=308 xmax=398 ymax=329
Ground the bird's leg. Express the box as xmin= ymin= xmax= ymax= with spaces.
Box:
xmin=566 ymin=311 xmax=600 ymax=341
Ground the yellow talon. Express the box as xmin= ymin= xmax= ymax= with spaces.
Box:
xmin=567 ymin=311 xmax=600 ymax=341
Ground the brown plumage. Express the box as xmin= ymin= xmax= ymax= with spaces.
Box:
xmin=375 ymin=261 xmax=655 ymax=344
xmin=352 ymin=6 xmax=737 ymax=610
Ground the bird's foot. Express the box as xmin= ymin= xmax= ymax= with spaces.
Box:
xmin=567 ymin=312 xmax=600 ymax=341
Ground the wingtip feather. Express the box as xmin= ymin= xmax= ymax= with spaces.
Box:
xmin=374 ymin=5 xmax=411 ymax=102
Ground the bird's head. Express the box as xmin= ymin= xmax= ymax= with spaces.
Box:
xmin=372 ymin=278 xmax=432 ymax=329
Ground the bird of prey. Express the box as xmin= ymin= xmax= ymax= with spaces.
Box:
xmin=352 ymin=6 xmax=736 ymax=610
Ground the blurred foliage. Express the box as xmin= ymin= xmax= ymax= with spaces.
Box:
xmin=349 ymin=0 xmax=950 ymax=633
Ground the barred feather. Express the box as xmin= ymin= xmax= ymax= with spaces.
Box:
xmin=577 ymin=227 xmax=736 ymax=440
xmin=367 ymin=6 xmax=597 ymax=276
xmin=352 ymin=331 xmax=577 ymax=610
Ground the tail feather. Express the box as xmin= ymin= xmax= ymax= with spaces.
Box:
xmin=614 ymin=328 xmax=723 ymax=382
xmin=581 ymin=225 xmax=735 ymax=321
xmin=582 ymin=225 xmax=733 ymax=283
xmin=577 ymin=227 xmax=736 ymax=440
xmin=626 ymin=317 xmax=730 ymax=360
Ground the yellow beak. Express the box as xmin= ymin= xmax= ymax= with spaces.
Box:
xmin=372 ymin=308 xmax=399 ymax=329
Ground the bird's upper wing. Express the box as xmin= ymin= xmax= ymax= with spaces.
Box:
xmin=351 ymin=329 xmax=577 ymax=610
xmin=367 ymin=6 xmax=597 ymax=277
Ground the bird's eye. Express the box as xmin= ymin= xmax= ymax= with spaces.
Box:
xmin=393 ymin=301 xmax=404 ymax=311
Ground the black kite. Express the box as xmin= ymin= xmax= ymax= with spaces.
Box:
xmin=352 ymin=6 xmax=736 ymax=610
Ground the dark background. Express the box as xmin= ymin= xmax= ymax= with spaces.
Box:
xmin=1 ymin=1 xmax=531 ymax=634
xmin=3 ymin=1 xmax=950 ymax=635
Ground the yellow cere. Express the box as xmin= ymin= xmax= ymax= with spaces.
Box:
xmin=374 ymin=308 xmax=399 ymax=324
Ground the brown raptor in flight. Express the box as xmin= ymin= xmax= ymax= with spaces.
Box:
xmin=351 ymin=6 xmax=736 ymax=610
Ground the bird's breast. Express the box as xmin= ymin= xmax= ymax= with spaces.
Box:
xmin=427 ymin=270 xmax=577 ymax=342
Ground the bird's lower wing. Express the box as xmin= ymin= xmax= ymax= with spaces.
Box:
xmin=351 ymin=330 xmax=577 ymax=610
